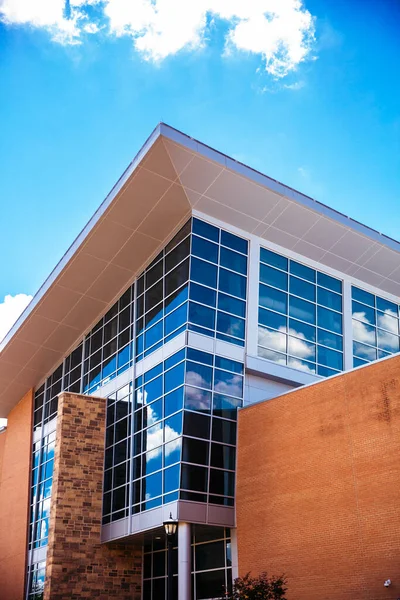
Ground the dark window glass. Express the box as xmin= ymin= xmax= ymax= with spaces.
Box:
xmin=137 ymin=274 xmax=144 ymax=296
xmin=192 ymin=235 xmax=219 ymax=264
xmin=164 ymin=464 xmax=180 ymax=494
xmin=290 ymin=260 xmax=316 ymax=283
xmin=184 ymin=412 xmax=210 ymax=440
xmin=113 ymin=462 xmax=128 ymax=487
xmin=214 ymin=370 xmax=243 ymax=398
xmin=186 ymin=361 xmax=213 ymax=389
xmin=146 ymin=280 xmax=163 ymax=315
xmin=193 ymin=218 xmax=219 ymax=242
xmin=165 ymin=386 xmax=184 ymax=417
xmin=184 ymin=386 xmax=212 ymax=413
xmin=221 ymin=230 xmax=248 ymax=254
xmin=196 ymin=540 xmax=225 ymax=571
xmin=165 ymin=285 xmax=188 ymax=316
xmin=183 ymin=437 xmax=209 ymax=465
xmin=289 ymin=296 xmax=316 ymax=324
xmin=196 ymin=569 xmax=226 ymax=600
xmin=114 ymin=440 xmax=127 ymax=465
xmin=220 ymin=247 xmax=247 ymax=275
xmin=211 ymin=443 xmax=236 ymax=470
xmin=165 ymin=362 xmax=185 ymax=394
xmin=210 ymin=469 xmax=235 ymax=496
xmin=259 ymin=284 xmax=287 ymax=314
xmin=352 ymin=286 xmax=375 ymax=307
xmin=146 ymin=260 xmax=163 ymax=288
xmin=213 ymin=394 xmax=241 ymax=420
xmin=318 ymin=306 xmax=342 ymax=334
xmin=119 ymin=287 xmax=131 ymax=310
xmin=191 ymin=258 xmax=218 ymax=289
xmin=190 ymin=283 xmax=216 ymax=307
xmin=317 ymin=272 xmax=342 ymax=293
xmin=165 ymin=237 xmax=191 ymax=273
xmin=352 ymin=301 xmax=375 ymax=325
xmin=181 ymin=464 xmax=208 ymax=492
xmin=212 ymin=419 xmax=236 ymax=445
xmin=165 ymin=259 xmax=189 ymax=296
xmin=145 ymin=303 xmax=164 ymax=328
xmin=188 ymin=302 xmax=215 ymax=330
xmin=187 ymin=348 xmax=213 ymax=365
xmin=115 ymin=417 xmax=128 ymax=443
xmin=166 ymin=219 xmax=191 ymax=252
xmin=317 ymin=346 xmax=343 ymax=370
xmin=218 ymin=293 xmax=245 ymax=318
xmin=260 ymin=264 xmax=288 ymax=291
xmin=219 ymin=269 xmax=246 ymax=300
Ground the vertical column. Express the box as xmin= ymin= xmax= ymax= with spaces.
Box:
xmin=343 ymin=279 xmax=354 ymax=371
xmin=230 ymin=528 xmax=239 ymax=582
xmin=178 ymin=522 xmax=191 ymax=600
xmin=246 ymin=237 xmax=259 ymax=358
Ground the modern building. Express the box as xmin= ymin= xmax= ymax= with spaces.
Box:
xmin=0 ymin=123 xmax=400 ymax=600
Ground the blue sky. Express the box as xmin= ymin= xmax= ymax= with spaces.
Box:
xmin=0 ymin=0 xmax=399 ymax=340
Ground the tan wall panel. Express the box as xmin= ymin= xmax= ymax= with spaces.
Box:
xmin=237 ymin=356 xmax=400 ymax=600
xmin=0 ymin=390 xmax=33 ymax=600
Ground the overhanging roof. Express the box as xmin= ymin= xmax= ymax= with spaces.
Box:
xmin=1 ymin=122 xmax=400 ymax=417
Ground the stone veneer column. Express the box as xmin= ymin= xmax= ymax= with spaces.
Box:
xmin=44 ymin=392 xmax=141 ymax=600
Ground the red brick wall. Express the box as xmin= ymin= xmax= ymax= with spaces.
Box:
xmin=0 ymin=390 xmax=33 ymax=600
xmin=237 ymin=356 xmax=400 ymax=600
xmin=44 ymin=392 xmax=141 ymax=600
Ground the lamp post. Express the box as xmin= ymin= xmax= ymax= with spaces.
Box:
xmin=163 ymin=513 xmax=178 ymax=600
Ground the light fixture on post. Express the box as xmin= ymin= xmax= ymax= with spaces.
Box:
xmin=163 ymin=512 xmax=178 ymax=600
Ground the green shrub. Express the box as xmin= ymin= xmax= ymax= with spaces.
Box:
xmin=226 ymin=572 xmax=288 ymax=599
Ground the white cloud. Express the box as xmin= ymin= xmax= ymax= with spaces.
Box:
xmin=0 ymin=293 xmax=33 ymax=343
xmin=0 ymin=0 xmax=316 ymax=77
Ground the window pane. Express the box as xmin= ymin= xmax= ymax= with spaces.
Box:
xmin=290 ymin=261 xmax=315 ymax=282
xmin=164 ymin=412 xmax=183 ymax=441
xmin=376 ymin=297 xmax=398 ymax=316
xmin=164 ymin=437 xmax=182 ymax=467
xmin=288 ymin=318 xmax=315 ymax=342
xmin=188 ymin=302 xmax=215 ymax=330
xmin=317 ymin=346 xmax=343 ymax=370
xmin=221 ymin=230 xmax=248 ymax=254
xmin=196 ymin=570 xmax=226 ymax=600
xmin=211 ymin=443 xmax=236 ymax=470
xmin=352 ymin=319 xmax=376 ymax=346
xmin=213 ymin=394 xmax=241 ymax=420
xmin=289 ymin=296 xmax=316 ymax=325
xmin=352 ymin=286 xmax=375 ymax=307
xmin=218 ymin=293 xmax=246 ymax=317
xmin=260 ymin=264 xmax=288 ymax=291
xmin=164 ymin=464 xmax=180 ymax=494
xmin=144 ymin=376 xmax=163 ymax=404
xmin=317 ymin=272 xmax=342 ymax=293
xmin=377 ymin=328 xmax=400 ymax=353
xmin=184 ymin=386 xmax=212 ymax=413
xmin=376 ymin=311 xmax=398 ymax=333
xmin=353 ymin=341 xmax=376 ymax=361
xmin=219 ymin=269 xmax=246 ymax=299
xmin=165 ymin=285 xmax=188 ymax=315
xmin=144 ymin=448 xmax=162 ymax=475
xmin=165 ymin=362 xmax=185 ymax=394
xmin=192 ymin=235 xmax=219 ymax=264
xmin=290 ymin=276 xmax=315 ymax=302
xmin=352 ymin=301 xmax=375 ymax=325
xmin=259 ymin=307 xmax=286 ymax=332
xmin=182 ymin=437 xmax=209 ymax=465
xmin=288 ymin=336 xmax=316 ymax=361
xmin=190 ymin=283 xmax=217 ymax=307
xmin=165 ymin=237 xmax=191 ymax=273
xmin=216 ymin=313 xmax=245 ymax=339
xmin=214 ymin=370 xmax=243 ymax=398
xmin=181 ymin=464 xmax=208 ymax=492
xmin=185 ymin=362 xmax=213 ymax=390
xmin=195 ymin=541 xmax=225 ymax=571
xmin=317 ymin=287 xmax=342 ymax=312
xmin=220 ymin=247 xmax=247 ymax=274
xmin=210 ymin=469 xmax=235 ymax=496
xmin=142 ymin=472 xmax=162 ymax=500
xmin=165 ymin=386 xmax=184 ymax=417
xmin=183 ymin=412 xmax=210 ymax=439
xmin=258 ymin=326 xmax=286 ymax=353
xmin=215 ymin=356 xmax=243 ymax=374
xmin=260 ymin=247 xmax=288 ymax=271
xmin=318 ymin=306 xmax=342 ymax=334
xmin=287 ymin=356 xmax=316 ymax=374
xmin=318 ymin=329 xmax=343 ymax=351
xmin=259 ymin=284 xmax=287 ymax=314
xmin=191 ymin=257 xmax=218 ymax=288
xmin=212 ymin=418 xmax=236 ymax=445
xmin=165 ymin=259 xmax=189 ymax=296
xmin=165 ymin=303 xmax=187 ymax=336
xmin=193 ymin=218 xmax=219 ymax=242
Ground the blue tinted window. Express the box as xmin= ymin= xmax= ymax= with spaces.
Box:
xmin=215 ymin=356 xmax=243 ymax=374
xmin=288 ymin=318 xmax=315 ymax=342
xmin=221 ymin=230 xmax=248 ymax=254
xmin=289 ymin=296 xmax=316 ymax=324
xmin=165 ymin=285 xmax=188 ymax=315
xmin=145 ymin=448 xmax=162 ymax=475
xmin=164 ymin=386 xmax=184 ymax=417
xmin=164 ymin=464 xmax=180 ymax=493
xmin=192 ymin=235 xmax=219 ymax=263
xmin=220 ymin=247 xmax=247 ymax=275
xmin=290 ymin=261 xmax=316 ymax=283
xmin=188 ymin=302 xmax=215 ymax=330
xmin=317 ymin=288 xmax=341 ymax=312
xmin=377 ymin=328 xmax=399 ymax=353
xmin=164 ymin=349 xmax=186 ymax=370
xmin=214 ymin=369 xmax=243 ymax=398
xmin=146 ymin=399 xmax=163 ymax=426
xmin=142 ymin=471 xmax=162 ymax=499
xmin=260 ymin=247 xmax=288 ymax=271
xmin=145 ymin=321 xmax=163 ymax=350
xmin=352 ymin=301 xmax=375 ymax=325
xmin=218 ymin=293 xmax=245 ymax=317
xmin=117 ymin=345 xmax=130 ymax=369
xmin=288 ymin=336 xmax=315 ymax=361
xmin=144 ymin=363 xmax=163 ymax=383
xmin=216 ymin=313 xmax=245 ymax=339
xmin=352 ymin=286 xmax=375 ymax=307
xmin=213 ymin=394 xmax=241 ymax=419
xmin=317 ymin=329 xmax=343 ymax=351
xmin=144 ymin=376 xmax=163 ymax=403
xmin=191 ymin=257 xmax=218 ymax=288
xmin=216 ymin=333 xmax=245 ymax=347
xmin=290 ymin=276 xmax=315 ymax=302
xmin=164 ymin=362 xmax=185 ymax=394
xmin=376 ymin=297 xmax=398 ymax=315
xmin=287 ymin=356 xmax=316 ymax=373
xmin=164 ymin=412 xmax=183 ymax=441
xmin=184 ymin=386 xmax=212 ymax=413
xmin=318 ymin=306 xmax=342 ymax=334
xmin=317 ymin=346 xmax=343 ymax=370
xmin=103 ymin=355 xmax=117 ymax=378
xmin=317 ymin=272 xmax=342 ymax=293
xmin=164 ymin=437 xmax=182 ymax=467
xmin=353 ymin=341 xmax=376 ymax=361
xmin=219 ymin=269 xmax=246 ymax=299
xmin=193 ymin=218 xmax=219 ymax=242
xmin=317 ymin=365 xmax=337 ymax=377
xmin=187 ymin=348 xmax=213 ymax=365
xmin=259 ymin=308 xmax=287 ymax=332
xmin=190 ymin=283 xmax=216 ymax=308
xmin=260 ymin=264 xmax=288 ymax=291
xmin=354 ymin=356 xmax=368 ymax=368
xmin=186 ymin=361 xmax=213 ymax=389
xmin=259 ymin=284 xmax=287 ymax=314
xmin=165 ymin=303 xmax=187 ymax=336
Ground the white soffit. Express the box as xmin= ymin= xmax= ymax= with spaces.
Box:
xmin=1 ymin=123 xmax=400 ymax=416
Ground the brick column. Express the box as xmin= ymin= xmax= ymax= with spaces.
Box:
xmin=44 ymin=392 xmax=141 ymax=600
